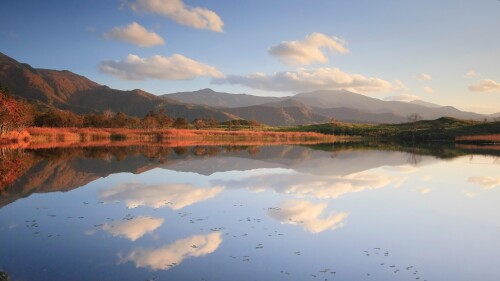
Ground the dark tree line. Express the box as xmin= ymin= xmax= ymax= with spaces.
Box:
xmin=32 ymin=108 xmax=224 ymax=130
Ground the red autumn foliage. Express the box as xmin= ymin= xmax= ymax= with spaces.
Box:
xmin=0 ymin=85 xmax=34 ymax=136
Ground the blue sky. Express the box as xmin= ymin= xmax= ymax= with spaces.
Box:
xmin=1 ymin=0 xmax=499 ymax=113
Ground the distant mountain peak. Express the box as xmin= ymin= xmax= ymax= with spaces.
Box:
xmin=198 ymin=88 xmax=216 ymax=92
xmin=409 ymin=99 xmax=442 ymax=108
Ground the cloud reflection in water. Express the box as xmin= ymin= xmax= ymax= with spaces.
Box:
xmin=102 ymin=216 xmax=164 ymax=241
xmin=216 ymin=171 xmax=396 ymax=199
xmin=268 ymin=200 xmax=348 ymax=233
xmin=120 ymin=232 xmax=223 ymax=271
xmin=100 ymin=183 xmax=223 ymax=209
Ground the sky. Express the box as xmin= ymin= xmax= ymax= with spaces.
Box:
xmin=0 ymin=0 xmax=499 ymax=114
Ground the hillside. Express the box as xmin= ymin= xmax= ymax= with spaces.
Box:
xmin=225 ymin=100 xmax=328 ymax=126
xmin=292 ymin=90 xmax=485 ymax=120
xmin=0 ymin=52 xmax=490 ymax=126
xmin=0 ymin=52 xmax=236 ymax=121
xmin=163 ymin=88 xmax=487 ymax=123
xmin=280 ymin=117 xmax=500 ymax=142
xmin=162 ymin=88 xmax=284 ymax=108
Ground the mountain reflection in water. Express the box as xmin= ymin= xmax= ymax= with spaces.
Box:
xmin=0 ymin=143 xmax=499 ymax=281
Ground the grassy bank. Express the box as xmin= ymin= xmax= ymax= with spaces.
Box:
xmin=276 ymin=117 xmax=500 ymax=143
xmin=0 ymin=127 xmax=336 ymax=148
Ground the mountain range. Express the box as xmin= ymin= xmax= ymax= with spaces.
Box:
xmin=0 ymin=52 xmax=489 ymax=126
xmin=1 ymin=145 xmax=438 ymax=208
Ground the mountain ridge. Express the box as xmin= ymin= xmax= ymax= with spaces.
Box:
xmin=0 ymin=52 xmax=489 ymax=125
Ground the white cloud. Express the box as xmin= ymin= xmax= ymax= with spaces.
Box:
xmin=423 ymin=86 xmax=434 ymax=93
xmin=394 ymin=80 xmax=409 ymax=91
xmin=469 ymin=79 xmax=500 ymax=93
xmin=468 ymin=176 xmax=500 ymax=190
xmin=129 ymin=0 xmax=223 ymax=32
xmin=415 ymin=187 xmax=431 ymax=195
xmin=100 ymin=182 xmax=223 ymax=209
xmin=100 ymin=54 xmax=224 ymax=80
xmin=464 ymin=70 xmax=479 ymax=78
xmin=104 ymin=22 xmax=165 ymax=47
xmin=102 ymin=216 xmax=164 ymax=241
xmin=416 ymin=73 xmax=432 ymax=81
xmin=384 ymin=93 xmax=420 ymax=102
xmin=121 ymin=232 xmax=222 ymax=271
xmin=213 ymin=68 xmax=394 ymax=94
xmin=268 ymin=200 xmax=348 ymax=233
xmin=463 ymin=191 xmax=478 ymax=198
xmin=268 ymin=32 xmax=349 ymax=65
xmin=216 ymin=171 xmax=396 ymax=199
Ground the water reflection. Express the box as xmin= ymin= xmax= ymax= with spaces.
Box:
xmin=218 ymin=171 xmax=398 ymax=199
xmin=120 ymin=232 xmax=223 ymax=271
xmin=100 ymin=183 xmax=223 ymax=210
xmin=100 ymin=216 xmax=164 ymax=241
xmin=1 ymin=143 xmax=500 ymax=281
xmin=268 ymin=200 xmax=348 ymax=233
xmin=468 ymin=176 xmax=500 ymax=190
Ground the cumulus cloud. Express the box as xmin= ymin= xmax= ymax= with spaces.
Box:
xmin=416 ymin=73 xmax=432 ymax=81
xmin=394 ymin=80 xmax=409 ymax=91
xmin=213 ymin=68 xmax=394 ymax=94
xmin=468 ymin=176 xmax=500 ymax=190
xmin=102 ymin=216 xmax=164 ymax=241
xmin=268 ymin=32 xmax=349 ymax=65
xmin=464 ymin=70 xmax=479 ymax=78
xmin=423 ymin=87 xmax=434 ymax=93
xmin=121 ymin=232 xmax=222 ymax=270
xmin=384 ymin=93 xmax=421 ymax=102
xmin=129 ymin=0 xmax=223 ymax=32
xmin=468 ymin=79 xmax=500 ymax=93
xmin=100 ymin=54 xmax=224 ymax=80
xmin=215 ymin=171 xmax=396 ymax=199
xmin=104 ymin=22 xmax=165 ymax=47
xmin=415 ymin=187 xmax=431 ymax=195
xmin=268 ymin=200 xmax=348 ymax=233
xmin=100 ymin=182 xmax=223 ymax=209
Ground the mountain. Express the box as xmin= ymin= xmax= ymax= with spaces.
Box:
xmin=292 ymin=90 xmax=485 ymax=121
xmin=0 ymin=53 xmax=99 ymax=105
xmin=225 ymin=99 xmax=328 ymax=126
xmin=312 ymin=107 xmax=407 ymax=123
xmin=0 ymin=52 xmax=235 ymax=121
xmin=162 ymin=88 xmax=285 ymax=108
xmin=0 ymin=52 xmax=488 ymax=125
xmin=409 ymin=100 xmax=442 ymax=108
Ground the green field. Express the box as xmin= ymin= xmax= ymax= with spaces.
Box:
xmin=273 ymin=117 xmax=500 ymax=142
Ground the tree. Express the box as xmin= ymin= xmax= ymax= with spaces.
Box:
xmin=193 ymin=118 xmax=206 ymax=130
xmin=34 ymin=110 xmax=82 ymax=127
xmin=157 ymin=108 xmax=173 ymax=128
xmin=1 ymin=86 xmax=34 ymax=134
xmin=207 ymin=118 xmax=218 ymax=128
xmin=142 ymin=115 xmax=159 ymax=130
xmin=330 ymin=117 xmax=337 ymax=135
xmin=172 ymin=117 xmax=189 ymax=129
xmin=249 ymin=119 xmax=261 ymax=128
xmin=407 ymin=113 xmax=422 ymax=141
xmin=407 ymin=113 xmax=422 ymax=124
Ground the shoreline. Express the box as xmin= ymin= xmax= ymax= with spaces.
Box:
xmin=0 ymin=127 xmax=343 ymax=149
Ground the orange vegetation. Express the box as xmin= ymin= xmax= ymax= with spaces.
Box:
xmin=0 ymin=130 xmax=31 ymax=144
xmin=456 ymin=134 xmax=500 ymax=143
xmin=456 ymin=144 xmax=500 ymax=151
xmin=0 ymin=127 xmax=335 ymax=149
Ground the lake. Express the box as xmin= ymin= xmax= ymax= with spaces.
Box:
xmin=1 ymin=143 xmax=499 ymax=281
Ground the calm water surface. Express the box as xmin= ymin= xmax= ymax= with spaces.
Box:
xmin=0 ymin=144 xmax=499 ymax=281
